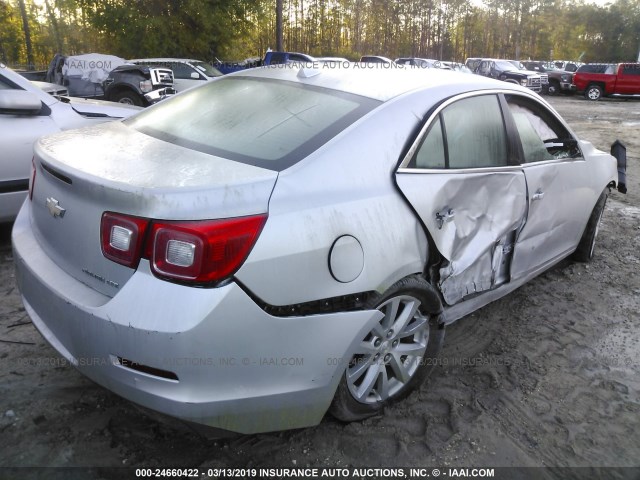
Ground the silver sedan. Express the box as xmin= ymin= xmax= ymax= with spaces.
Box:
xmin=12 ymin=64 xmax=621 ymax=434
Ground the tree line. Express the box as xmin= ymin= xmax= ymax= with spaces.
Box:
xmin=1 ymin=0 xmax=638 ymax=70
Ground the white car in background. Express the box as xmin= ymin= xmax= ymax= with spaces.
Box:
xmin=128 ymin=58 xmax=223 ymax=92
xmin=316 ymin=57 xmax=350 ymax=66
xmin=0 ymin=64 xmax=140 ymax=223
xmin=30 ymin=80 xmax=69 ymax=97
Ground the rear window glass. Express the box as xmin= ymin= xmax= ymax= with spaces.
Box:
xmin=125 ymin=77 xmax=379 ymax=171
xmin=576 ymin=64 xmax=613 ymax=74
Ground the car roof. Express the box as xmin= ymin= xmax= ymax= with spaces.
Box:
xmin=360 ymin=55 xmax=393 ymax=62
xmin=231 ymin=63 xmax=527 ymax=102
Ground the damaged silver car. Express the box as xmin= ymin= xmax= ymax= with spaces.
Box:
xmin=12 ymin=64 xmax=625 ymax=434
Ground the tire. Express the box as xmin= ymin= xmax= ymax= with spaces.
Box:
xmin=547 ymin=80 xmax=560 ymax=96
xmin=572 ymin=189 xmax=608 ymax=262
xmin=111 ymin=90 xmax=143 ymax=106
xmin=329 ymin=276 xmax=445 ymax=422
xmin=585 ymin=84 xmax=603 ymax=101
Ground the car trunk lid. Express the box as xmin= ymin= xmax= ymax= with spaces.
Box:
xmin=30 ymin=122 xmax=277 ymax=296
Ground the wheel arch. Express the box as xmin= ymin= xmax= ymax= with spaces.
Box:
xmin=587 ymin=81 xmax=606 ymax=90
xmin=105 ymin=85 xmax=145 ymax=104
xmin=585 ymin=82 xmax=606 ymax=100
xmin=329 ymin=275 xmax=446 ymax=422
xmin=572 ymin=187 xmax=609 ymax=262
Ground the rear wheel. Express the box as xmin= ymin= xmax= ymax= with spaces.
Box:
xmin=573 ymin=189 xmax=608 ymax=262
xmin=330 ymin=277 xmax=445 ymax=421
xmin=585 ymin=84 xmax=603 ymax=101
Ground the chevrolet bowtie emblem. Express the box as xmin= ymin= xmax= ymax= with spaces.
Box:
xmin=46 ymin=197 xmax=66 ymax=218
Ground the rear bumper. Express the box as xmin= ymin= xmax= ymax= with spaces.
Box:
xmin=12 ymin=204 xmax=379 ymax=433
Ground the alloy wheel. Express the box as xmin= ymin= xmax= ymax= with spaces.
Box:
xmin=346 ymin=295 xmax=429 ymax=404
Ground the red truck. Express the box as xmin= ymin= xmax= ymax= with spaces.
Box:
xmin=574 ymin=63 xmax=640 ymax=100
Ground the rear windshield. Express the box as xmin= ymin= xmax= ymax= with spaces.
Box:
xmin=125 ymin=77 xmax=380 ymax=171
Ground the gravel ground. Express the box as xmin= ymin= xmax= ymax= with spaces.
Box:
xmin=0 ymin=95 xmax=639 ymax=478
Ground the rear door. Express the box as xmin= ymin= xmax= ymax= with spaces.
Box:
xmin=504 ymin=93 xmax=591 ymax=279
xmin=396 ymin=93 xmax=527 ymax=305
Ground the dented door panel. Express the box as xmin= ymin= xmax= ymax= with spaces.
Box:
xmin=396 ymin=170 xmax=527 ymax=305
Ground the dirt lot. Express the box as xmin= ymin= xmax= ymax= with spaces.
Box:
xmin=1 ymin=95 xmax=639 ymax=477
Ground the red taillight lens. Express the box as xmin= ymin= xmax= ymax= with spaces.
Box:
xmin=28 ymin=158 xmax=36 ymax=201
xmin=148 ymin=214 xmax=267 ymax=284
xmin=100 ymin=212 xmax=150 ymax=268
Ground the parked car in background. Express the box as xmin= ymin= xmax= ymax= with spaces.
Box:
xmin=507 ymin=60 xmax=549 ymax=92
xmin=104 ymin=63 xmax=175 ymax=106
xmin=522 ymin=61 xmax=576 ymax=95
xmin=31 ymin=80 xmax=69 ymax=97
xmin=45 ymin=53 xmax=125 ymax=99
xmin=44 ymin=53 xmax=176 ymax=106
xmin=262 ymin=51 xmax=316 ymax=65
xmin=214 ymin=56 xmax=261 ymax=75
xmin=359 ymin=55 xmax=394 ymax=64
xmin=553 ymin=60 xmax=582 ymax=72
xmin=575 ymin=63 xmax=615 ymax=74
xmin=574 ymin=62 xmax=640 ymax=100
xmin=0 ymin=64 xmax=140 ymax=223
xmin=475 ymin=59 xmax=543 ymax=92
xmin=440 ymin=61 xmax=473 ymax=73
xmin=316 ymin=57 xmax=350 ymax=66
xmin=15 ymin=69 xmax=47 ymax=81
xmin=129 ymin=58 xmax=222 ymax=92
xmin=13 ymin=64 xmax=624 ymax=434
xmin=395 ymin=57 xmax=441 ymax=68
xmin=465 ymin=57 xmax=482 ymax=72
xmin=395 ymin=58 xmax=471 ymax=73
xmin=214 ymin=51 xmax=316 ymax=75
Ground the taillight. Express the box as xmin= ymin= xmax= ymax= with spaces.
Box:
xmin=101 ymin=212 xmax=149 ymax=268
xmin=148 ymin=215 xmax=267 ymax=284
xmin=28 ymin=158 xmax=36 ymax=201
xmin=100 ymin=212 xmax=267 ymax=285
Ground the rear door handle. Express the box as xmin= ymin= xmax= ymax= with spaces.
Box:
xmin=532 ymin=189 xmax=545 ymax=201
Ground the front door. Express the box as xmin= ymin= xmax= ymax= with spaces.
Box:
xmin=396 ymin=93 xmax=527 ymax=305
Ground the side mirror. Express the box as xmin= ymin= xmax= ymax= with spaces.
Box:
xmin=190 ymin=72 xmax=200 ymax=79
xmin=0 ymin=90 xmax=42 ymax=115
